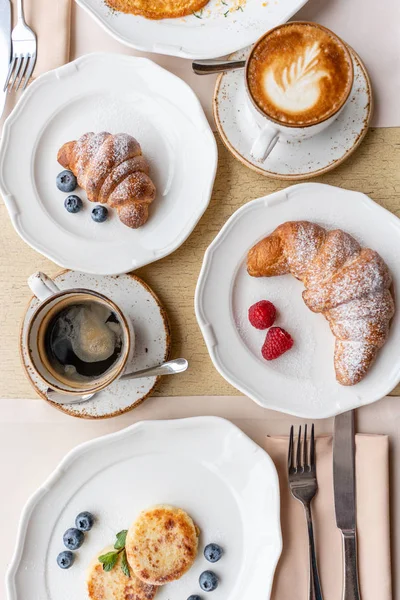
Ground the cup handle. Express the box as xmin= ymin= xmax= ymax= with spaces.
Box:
xmin=250 ymin=124 xmax=280 ymax=162
xmin=28 ymin=272 xmax=60 ymax=301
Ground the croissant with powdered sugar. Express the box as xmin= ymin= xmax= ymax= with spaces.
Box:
xmin=247 ymin=221 xmax=395 ymax=385
xmin=57 ymin=132 xmax=156 ymax=229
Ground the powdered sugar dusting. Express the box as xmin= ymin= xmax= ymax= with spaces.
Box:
xmin=285 ymin=221 xmax=325 ymax=279
xmin=75 ymin=132 xmax=142 ymax=195
xmin=334 ymin=340 xmax=377 ymax=385
xmin=304 ymin=249 xmax=392 ymax=314
xmin=304 ymin=229 xmax=361 ymax=288
xmin=329 ymin=291 xmax=394 ymax=321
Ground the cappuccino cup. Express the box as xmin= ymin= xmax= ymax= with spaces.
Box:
xmin=245 ymin=22 xmax=354 ymax=161
xmin=23 ymin=272 xmax=135 ymax=397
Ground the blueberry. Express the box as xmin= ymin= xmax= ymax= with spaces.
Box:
xmin=57 ymin=550 xmax=74 ymax=569
xmin=56 ymin=170 xmax=77 ymax=193
xmin=204 ymin=543 xmax=223 ymax=563
xmin=64 ymin=195 xmax=82 ymax=213
xmin=75 ymin=511 xmax=95 ymax=532
xmin=199 ymin=571 xmax=219 ymax=592
xmin=188 ymin=596 xmax=202 ymax=600
xmin=91 ymin=205 xmax=108 ymax=223
xmin=63 ymin=527 xmax=84 ymax=550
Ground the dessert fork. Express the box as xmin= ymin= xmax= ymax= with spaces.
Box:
xmin=4 ymin=0 xmax=37 ymax=92
xmin=288 ymin=425 xmax=323 ymax=600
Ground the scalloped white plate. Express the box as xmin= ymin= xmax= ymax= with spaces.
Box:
xmin=0 ymin=53 xmax=217 ymax=275
xmin=195 ymin=183 xmax=400 ymax=419
xmin=76 ymin=0 xmax=309 ymax=60
xmin=6 ymin=417 xmax=282 ymax=600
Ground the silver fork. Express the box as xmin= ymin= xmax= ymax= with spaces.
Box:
xmin=4 ymin=0 xmax=37 ymax=92
xmin=288 ymin=425 xmax=323 ymax=600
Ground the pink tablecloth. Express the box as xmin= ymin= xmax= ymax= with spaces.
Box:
xmin=1 ymin=395 xmax=400 ymax=598
xmin=71 ymin=0 xmax=400 ymax=128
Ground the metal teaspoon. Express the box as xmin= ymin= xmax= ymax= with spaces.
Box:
xmin=192 ymin=58 xmax=246 ymax=75
xmin=45 ymin=358 xmax=189 ymax=406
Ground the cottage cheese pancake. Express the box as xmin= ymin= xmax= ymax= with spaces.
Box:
xmin=247 ymin=23 xmax=353 ymax=126
xmin=87 ymin=547 xmax=158 ymax=600
xmin=125 ymin=505 xmax=199 ymax=585
xmin=105 ymin=0 xmax=210 ymax=19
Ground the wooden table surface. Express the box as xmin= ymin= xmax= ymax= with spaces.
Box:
xmin=1 ymin=130 xmax=400 ymax=399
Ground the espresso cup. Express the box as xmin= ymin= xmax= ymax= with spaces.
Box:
xmin=245 ymin=22 xmax=354 ymax=161
xmin=23 ymin=272 xmax=135 ymax=397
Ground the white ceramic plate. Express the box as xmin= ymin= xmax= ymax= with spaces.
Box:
xmin=214 ymin=46 xmax=372 ymax=179
xmin=6 ymin=417 xmax=282 ymax=600
xmin=20 ymin=271 xmax=171 ymax=419
xmin=0 ymin=53 xmax=217 ymax=275
xmin=195 ymin=183 xmax=400 ymax=419
xmin=76 ymin=0 xmax=309 ymax=60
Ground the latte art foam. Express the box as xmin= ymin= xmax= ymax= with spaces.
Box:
xmin=247 ymin=23 xmax=353 ymax=126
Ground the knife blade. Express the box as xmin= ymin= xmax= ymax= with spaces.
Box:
xmin=333 ymin=410 xmax=361 ymax=600
xmin=0 ymin=0 xmax=10 ymax=119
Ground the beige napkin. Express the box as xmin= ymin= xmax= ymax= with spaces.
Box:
xmin=265 ymin=435 xmax=392 ymax=600
xmin=22 ymin=0 xmax=71 ymax=76
xmin=1 ymin=0 xmax=71 ymax=126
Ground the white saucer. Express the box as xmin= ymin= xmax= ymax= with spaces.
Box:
xmin=21 ymin=271 xmax=171 ymax=419
xmin=214 ymin=46 xmax=372 ymax=180
xmin=6 ymin=417 xmax=281 ymax=600
xmin=195 ymin=183 xmax=400 ymax=419
xmin=0 ymin=53 xmax=217 ymax=275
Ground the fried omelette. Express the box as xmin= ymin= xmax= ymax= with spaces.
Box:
xmin=87 ymin=546 xmax=158 ymax=600
xmin=125 ymin=505 xmax=199 ymax=585
xmin=105 ymin=0 xmax=210 ymax=19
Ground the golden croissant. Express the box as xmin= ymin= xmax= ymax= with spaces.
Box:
xmin=57 ymin=132 xmax=156 ymax=229
xmin=247 ymin=221 xmax=395 ymax=385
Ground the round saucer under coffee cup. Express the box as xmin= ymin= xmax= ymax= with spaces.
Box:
xmin=24 ymin=272 xmax=135 ymax=397
xmin=245 ymin=22 xmax=354 ymax=162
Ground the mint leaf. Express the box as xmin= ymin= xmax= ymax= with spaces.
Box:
xmin=99 ymin=529 xmax=129 ymax=573
xmin=114 ymin=530 xmax=128 ymax=550
xmin=121 ymin=549 xmax=130 ymax=578
xmin=98 ymin=551 xmax=119 ymax=572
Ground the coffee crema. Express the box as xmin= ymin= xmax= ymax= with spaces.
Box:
xmin=246 ymin=23 xmax=353 ymax=126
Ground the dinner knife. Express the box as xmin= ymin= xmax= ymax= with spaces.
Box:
xmin=0 ymin=0 xmax=10 ymax=119
xmin=333 ymin=410 xmax=361 ymax=600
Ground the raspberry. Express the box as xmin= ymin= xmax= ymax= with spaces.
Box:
xmin=248 ymin=300 xmax=276 ymax=330
xmin=262 ymin=327 xmax=294 ymax=360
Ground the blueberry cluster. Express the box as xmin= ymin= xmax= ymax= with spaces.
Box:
xmin=187 ymin=543 xmax=223 ymax=598
xmin=56 ymin=511 xmax=95 ymax=569
xmin=56 ymin=170 xmax=109 ymax=223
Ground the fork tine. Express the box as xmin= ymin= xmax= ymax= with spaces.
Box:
xmin=15 ymin=54 xmax=29 ymax=91
xmin=288 ymin=425 xmax=294 ymax=470
xmin=296 ymin=425 xmax=302 ymax=469
xmin=22 ymin=53 xmax=36 ymax=91
xmin=4 ymin=56 xmax=16 ymax=91
xmin=10 ymin=55 xmax=22 ymax=90
xmin=310 ymin=423 xmax=315 ymax=467
xmin=303 ymin=423 xmax=308 ymax=468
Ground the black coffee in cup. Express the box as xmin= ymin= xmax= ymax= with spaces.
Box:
xmin=44 ymin=300 xmax=123 ymax=382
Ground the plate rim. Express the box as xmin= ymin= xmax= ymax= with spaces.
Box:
xmin=0 ymin=52 xmax=218 ymax=276
xmin=6 ymin=416 xmax=282 ymax=600
xmin=195 ymin=182 xmax=400 ymax=418
xmin=74 ymin=0 xmax=310 ymax=60
xmin=213 ymin=45 xmax=373 ymax=180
